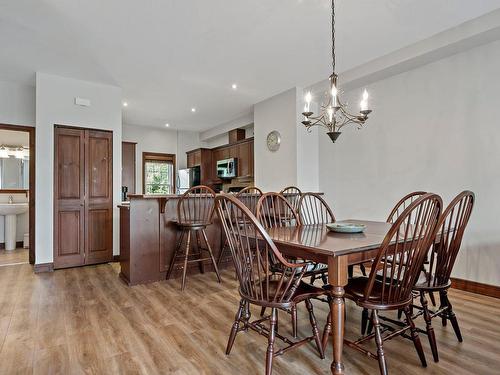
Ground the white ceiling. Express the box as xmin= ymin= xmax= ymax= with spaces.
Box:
xmin=1 ymin=0 xmax=499 ymax=131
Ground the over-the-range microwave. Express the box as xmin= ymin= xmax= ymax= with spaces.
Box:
xmin=216 ymin=158 xmax=237 ymax=179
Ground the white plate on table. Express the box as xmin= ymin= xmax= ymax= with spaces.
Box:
xmin=326 ymin=222 xmax=367 ymax=233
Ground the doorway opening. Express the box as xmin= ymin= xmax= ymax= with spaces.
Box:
xmin=0 ymin=124 xmax=35 ymax=266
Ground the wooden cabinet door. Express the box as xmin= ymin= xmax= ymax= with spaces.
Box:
xmin=187 ymin=152 xmax=195 ymax=167
xmin=249 ymin=140 xmax=254 ymax=177
xmin=54 ymin=127 xmax=113 ymax=269
xmin=54 ymin=127 xmax=86 ymax=268
xmin=238 ymin=142 xmax=250 ymax=177
xmin=85 ymin=130 xmax=113 ymax=265
xmin=122 ymin=142 xmax=136 ymax=194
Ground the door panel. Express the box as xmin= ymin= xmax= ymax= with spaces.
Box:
xmin=85 ymin=129 xmax=113 ymax=265
xmin=89 ymin=136 xmax=111 ymax=199
xmin=57 ymin=211 xmax=83 ymax=255
xmin=54 ymin=127 xmax=85 ymax=268
xmin=58 ymin=133 xmax=83 ymax=199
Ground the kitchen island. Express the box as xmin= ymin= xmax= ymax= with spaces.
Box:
xmin=119 ymin=194 xmax=225 ymax=286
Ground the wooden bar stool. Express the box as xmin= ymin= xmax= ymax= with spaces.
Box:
xmin=166 ymin=185 xmax=221 ymax=290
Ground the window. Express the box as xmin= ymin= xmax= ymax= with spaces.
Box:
xmin=142 ymin=152 xmax=175 ymax=195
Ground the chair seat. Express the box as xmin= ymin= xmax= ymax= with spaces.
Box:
xmin=244 ymin=280 xmax=326 ymax=307
xmin=345 ymin=277 xmax=411 ymax=310
xmin=413 ymin=273 xmax=451 ymax=291
xmin=271 ymin=261 xmax=327 ymax=277
xmin=174 ymin=220 xmax=209 ymax=229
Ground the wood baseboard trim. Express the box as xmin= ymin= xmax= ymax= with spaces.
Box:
xmin=34 ymin=262 xmax=54 ymax=273
xmin=451 ymin=277 xmax=500 ymax=299
xmin=0 ymin=241 xmax=25 ymax=250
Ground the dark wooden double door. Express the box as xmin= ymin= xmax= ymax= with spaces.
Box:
xmin=54 ymin=126 xmax=113 ymax=269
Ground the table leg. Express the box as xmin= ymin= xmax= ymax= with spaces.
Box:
xmin=328 ymin=256 xmax=348 ymax=375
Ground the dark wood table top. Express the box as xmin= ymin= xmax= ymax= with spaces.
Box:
xmin=266 ymin=220 xmax=392 ymax=257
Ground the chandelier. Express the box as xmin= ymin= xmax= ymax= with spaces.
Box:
xmin=301 ymin=0 xmax=372 ymax=143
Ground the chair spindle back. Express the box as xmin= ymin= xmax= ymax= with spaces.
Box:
xmin=425 ymin=191 xmax=475 ymax=287
xmin=298 ymin=193 xmax=336 ymax=225
xmin=236 ymin=186 xmax=263 ymax=216
xmin=387 ymin=191 xmax=427 ymax=224
xmin=177 ymin=185 xmax=216 ymax=225
xmin=257 ymin=192 xmax=301 ymax=228
xmin=280 ymin=186 xmax=302 ymax=213
xmin=365 ymin=193 xmax=442 ymax=306
xmin=215 ymin=194 xmax=311 ymax=305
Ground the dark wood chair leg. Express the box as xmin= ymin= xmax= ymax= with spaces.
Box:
xmin=361 ymin=308 xmax=369 ymax=335
xmin=360 ymin=263 xmax=367 ymax=276
xmin=322 ymin=312 xmax=332 ymax=353
xmin=226 ymin=299 xmax=245 ymax=355
xmin=201 ymin=228 xmax=221 ymax=283
xmin=373 ymin=310 xmax=388 ymax=375
xmin=305 ymin=299 xmax=324 ymax=359
xmin=260 ymin=307 xmax=266 ymax=317
xmin=348 ymin=265 xmax=354 ymax=278
xmin=367 ymin=310 xmax=374 ymax=334
xmin=420 ymin=291 xmax=439 ymax=362
xmin=428 ymin=291 xmax=436 ymax=306
xmin=195 ymin=230 xmax=205 ymax=274
xmin=181 ymin=230 xmax=191 ymax=291
xmin=291 ymin=305 xmax=298 ymax=338
xmin=404 ymin=307 xmax=427 ymax=367
xmin=166 ymin=229 xmax=184 ymax=280
xmin=217 ymin=237 xmax=228 ymax=266
xmin=442 ymin=290 xmax=463 ymax=342
xmin=439 ymin=291 xmax=448 ymax=327
xmin=266 ymin=308 xmax=277 ymax=375
xmin=397 ymin=309 xmax=403 ymax=320
xmin=321 ymin=273 xmax=328 ymax=285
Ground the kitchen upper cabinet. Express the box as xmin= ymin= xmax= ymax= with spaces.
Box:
xmin=237 ymin=141 xmax=251 ymax=177
xmin=187 ymin=149 xmax=201 ymax=167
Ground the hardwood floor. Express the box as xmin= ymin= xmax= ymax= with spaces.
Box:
xmin=0 ymin=263 xmax=498 ymax=374
xmin=0 ymin=248 xmax=28 ymax=266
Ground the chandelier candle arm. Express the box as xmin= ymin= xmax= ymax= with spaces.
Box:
xmin=300 ymin=0 xmax=373 ymax=143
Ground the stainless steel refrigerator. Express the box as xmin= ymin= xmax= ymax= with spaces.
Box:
xmin=177 ymin=166 xmax=201 ymax=194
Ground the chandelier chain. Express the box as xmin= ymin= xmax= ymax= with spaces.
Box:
xmin=331 ymin=0 xmax=335 ymax=73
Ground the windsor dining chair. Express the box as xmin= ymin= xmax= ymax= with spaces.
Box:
xmin=215 ymin=194 xmax=326 ymax=375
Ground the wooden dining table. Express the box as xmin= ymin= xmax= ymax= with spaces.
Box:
xmin=265 ymin=219 xmax=393 ymax=375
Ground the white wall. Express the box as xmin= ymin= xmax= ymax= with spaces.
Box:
xmin=122 ymin=124 xmax=201 ymax=193
xmin=318 ymin=39 xmax=500 ymax=286
xmin=36 ymin=72 xmax=122 ymax=263
xmin=253 ymin=87 xmax=319 ymax=192
xmin=0 ymin=80 xmax=35 ymax=126
xmin=254 ymin=88 xmax=298 ymax=191
xmin=0 ymin=82 xmax=34 ymax=246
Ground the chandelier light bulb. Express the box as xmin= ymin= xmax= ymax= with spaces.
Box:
xmin=304 ymin=91 xmax=312 ymax=112
xmin=360 ymin=89 xmax=369 ymax=111
xmin=327 ymin=106 xmax=334 ymax=123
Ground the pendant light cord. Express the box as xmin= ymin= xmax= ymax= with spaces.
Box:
xmin=331 ymin=0 xmax=336 ymax=73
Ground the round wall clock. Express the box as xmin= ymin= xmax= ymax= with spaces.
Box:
xmin=266 ymin=130 xmax=281 ymax=152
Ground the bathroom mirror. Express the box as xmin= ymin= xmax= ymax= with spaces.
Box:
xmin=0 ymin=157 xmax=29 ymax=189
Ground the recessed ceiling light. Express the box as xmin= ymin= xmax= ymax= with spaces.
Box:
xmin=191 ymin=108 xmax=196 ymax=113
xmin=122 ymin=101 xmax=128 ymax=107
xmin=232 ymin=83 xmax=238 ymax=90
xmin=165 ymin=123 xmax=170 ymax=127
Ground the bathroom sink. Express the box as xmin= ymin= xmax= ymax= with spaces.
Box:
xmin=0 ymin=203 xmax=29 ymax=250
xmin=0 ymin=203 xmax=29 ymax=215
